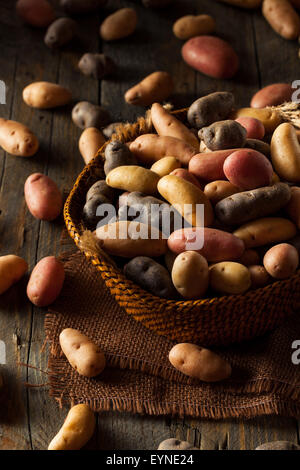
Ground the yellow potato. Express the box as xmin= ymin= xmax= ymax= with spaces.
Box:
xmin=209 ymin=262 xmax=251 ymax=295
xmin=204 ymin=180 xmax=240 ymax=205
xmin=100 ymin=7 xmax=137 ymax=41
xmin=171 ymin=251 xmax=209 ymax=299
xmin=151 ymin=103 xmax=199 ymax=149
xmin=157 ymin=174 xmax=214 ymax=227
xmin=60 ymin=328 xmax=106 ymax=377
xmin=233 ymin=217 xmax=297 ymax=248
xmin=151 ymin=156 xmax=181 ymax=177
xmin=262 ymin=0 xmax=300 ymax=40
xmin=23 ymin=81 xmax=72 ymax=109
xmin=79 ymin=127 xmax=106 ymax=164
xmin=218 ymin=0 xmax=262 ymax=7
xmin=0 ymin=255 xmax=28 ymax=295
xmin=271 ymin=123 xmax=300 ymax=182
xmin=106 ymin=165 xmax=159 ymax=195
xmin=125 ymin=71 xmax=173 ymax=106
xmin=173 ymin=14 xmax=216 ymax=40
xmin=232 ymin=107 xmax=281 ymax=133
xmin=0 ymin=118 xmax=39 ymax=157
xmin=48 ymin=404 xmax=96 ymax=450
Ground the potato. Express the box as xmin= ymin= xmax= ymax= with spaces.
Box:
xmin=204 ymin=180 xmax=240 ymax=205
xmin=251 ymin=83 xmax=293 ymax=108
xmin=151 ymin=156 xmax=181 ymax=177
xmin=224 ymin=149 xmax=273 ymax=190
xmin=72 ymin=101 xmax=110 ymax=129
xmin=189 ymin=149 xmax=242 ymax=182
xmin=0 ymin=255 xmax=28 ymax=295
xmin=271 ymin=123 xmax=300 ymax=182
xmin=102 ymin=122 xmax=122 ymax=139
xmin=286 ymin=186 xmax=300 ymax=228
xmin=83 ymin=194 xmax=112 ymax=230
xmin=24 ymin=173 xmax=63 ymax=221
xmin=169 ymin=343 xmax=232 ymax=382
xmin=44 ymin=18 xmax=77 ymax=49
xmin=23 ymin=82 xmax=72 ymax=109
xmin=79 ymin=127 xmax=106 ymax=164
xmin=233 ymin=217 xmax=297 ymax=248
xmin=238 ymin=249 xmax=260 ymax=266
xmin=245 ymin=138 xmax=270 ymax=157
xmin=256 ymin=441 xmax=300 ymax=451
xmin=198 ymin=120 xmax=247 ymax=151
xmin=48 ymin=404 xmax=96 ymax=451
xmin=106 ymin=165 xmax=159 ymax=195
xmin=249 ymin=265 xmax=271 ymax=288
xmin=182 ymin=36 xmax=239 ymax=79
xmin=27 ymin=256 xmax=65 ymax=307
xmin=188 ymin=92 xmax=234 ymax=129
xmin=151 ymin=103 xmax=198 ymax=148
xmin=124 ymin=256 xmax=176 ymax=298
xmin=78 ymin=53 xmax=115 ymax=80
xmin=262 ymin=0 xmax=300 ymax=40
xmin=215 ymin=183 xmax=291 ymax=226
xmin=95 ymin=221 xmax=168 ymax=257
xmin=129 ymin=134 xmax=197 ymax=166
xmin=142 ymin=0 xmax=173 ymax=6
xmin=158 ymin=439 xmax=198 ymax=451
xmin=171 ymin=251 xmax=209 ymax=299
xmin=100 ymin=8 xmax=137 ymax=41
xmin=170 ymin=168 xmax=202 ymax=189
xmin=158 ymin=175 xmax=213 ymax=227
xmin=168 ymin=227 xmax=245 ymax=262
xmin=16 ymin=0 xmax=55 ymax=27
xmin=86 ymin=180 xmax=116 ymax=202
xmin=0 ymin=118 xmax=39 ymax=157
xmin=232 ymin=107 xmax=281 ymax=134
xmin=263 ymin=243 xmax=299 ymax=279
xmin=104 ymin=140 xmax=137 ymax=175
xmin=125 ymin=72 xmax=173 ymax=106
xmin=210 ymin=262 xmax=251 ymax=294
xmin=235 ymin=117 xmax=265 ymax=140
xmin=60 ymin=0 xmax=107 ymax=14
xmin=217 ymin=0 xmax=262 ymax=7
xmin=173 ymin=14 xmax=216 ymax=40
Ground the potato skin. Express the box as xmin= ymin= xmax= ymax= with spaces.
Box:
xmin=271 ymin=123 xmax=300 ymax=183
xmin=23 ymin=82 xmax=72 ymax=109
xmin=189 ymin=149 xmax=241 ymax=182
xmin=83 ymin=193 xmax=111 ymax=230
xmin=16 ymin=0 xmax=55 ymax=27
xmin=232 ymin=107 xmax=281 ymax=134
xmin=171 ymin=251 xmax=209 ymax=299
xmin=78 ymin=53 xmax=115 ymax=79
xmin=106 ymin=165 xmax=159 ymax=195
xmin=104 ymin=140 xmax=137 ymax=175
xmin=251 ymin=83 xmax=293 ymax=108
xmin=249 ymin=265 xmax=271 ymax=288
xmin=48 ymin=404 xmax=96 ymax=451
xmin=215 ymin=183 xmax=291 ymax=226
xmin=245 ymin=138 xmax=270 ymax=157
xmin=188 ymin=92 xmax=234 ymax=129
xmin=235 ymin=117 xmax=265 ymax=140
xmin=24 ymin=173 xmax=63 ymax=221
xmin=100 ymin=8 xmax=137 ymax=41
xmin=210 ymin=261 xmax=251 ymax=294
xmin=125 ymin=72 xmax=173 ymax=106
xmin=44 ymin=18 xmax=77 ymax=49
xmin=170 ymin=168 xmax=202 ymax=189
xmin=86 ymin=180 xmax=116 ymax=202
xmin=199 ymin=120 xmax=247 ymax=151
xmin=27 ymin=256 xmax=65 ymax=307
xmin=204 ymin=180 xmax=240 ymax=204
xmin=151 ymin=156 xmax=181 ymax=177
xmin=60 ymin=0 xmax=107 ymax=14
xmin=79 ymin=127 xmax=106 ymax=164
xmin=72 ymin=101 xmax=110 ymax=129
xmin=233 ymin=217 xmax=297 ymax=248
xmin=158 ymin=439 xmax=198 ymax=451
xmin=0 ymin=255 xmax=28 ymax=295
xmin=173 ymin=14 xmax=216 ymax=40
xmin=124 ymin=256 xmax=176 ymax=299
xmin=0 ymin=118 xmax=39 ymax=157
xmin=169 ymin=343 xmax=232 ymax=382
xmin=102 ymin=122 xmax=122 ymax=139
xmin=263 ymin=243 xmax=299 ymax=279
xmin=262 ymin=0 xmax=300 ymax=40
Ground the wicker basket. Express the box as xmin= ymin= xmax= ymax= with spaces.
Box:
xmin=64 ymin=109 xmax=300 ymax=346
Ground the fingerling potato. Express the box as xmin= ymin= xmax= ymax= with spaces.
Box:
xmin=0 ymin=255 xmax=28 ymax=295
xmin=125 ymin=71 xmax=173 ymax=106
xmin=0 ymin=118 xmax=39 ymax=157
xmin=79 ymin=127 xmax=106 ymax=164
xmin=23 ymin=82 xmax=72 ymax=109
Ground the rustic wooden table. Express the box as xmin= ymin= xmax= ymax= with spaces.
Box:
xmin=0 ymin=0 xmax=299 ymax=450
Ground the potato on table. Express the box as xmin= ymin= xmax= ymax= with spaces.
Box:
xmin=198 ymin=120 xmax=247 ymax=151
xmin=23 ymin=82 xmax=72 ymax=109
xmin=44 ymin=18 xmax=77 ymax=49
xmin=104 ymin=140 xmax=137 ymax=175
xmin=125 ymin=71 xmax=173 ymax=106
xmin=78 ymin=53 xmax=115 ymax=80
xmin=24 ymin=173 xmax=63 ymax=221
xmin=27 ymin=256 xmax=65 ymax=307
xmin=0 ymin=255 xmax=28 ymax=295
xmin=79 ymin=127 xmax=106 ymax=165
xmin=187 ymin=92 xmax=234 ymax=129
xmin=16 ymin=0 xmax=55 ymax=27
xmin=262 ymin=0 xmax=300 ymax=40
xmin=173 ymin=14 xmax=216 ymax=40
xmin=171 ymin=251 xmax=209 ymax=299
xmin=72 ymin=101 xmax=110 ymax=129
xmin=0 ymin=118 xmax=39 ymax=157
xmin=100 ymin=8 xmax=137 ymax=41
xmin=210 ymin=262 xmax=251 ymax=295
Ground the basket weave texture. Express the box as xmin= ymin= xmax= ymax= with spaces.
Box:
xmin=64 ymin=109 xmax=300 ymax=346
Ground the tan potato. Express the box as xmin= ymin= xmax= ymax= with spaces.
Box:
xmin=151 ymin=156 xmax=181 ymax=177
xmin=263 ymin=243 xmax=299 ymax=279
xmin=249 ymin=265 xmax=271 ymax=288
xmin=171 ymin=251 xmax=209 ymax=299
xmin=151 ymin=103 xmax=199 ymax=148
xmin=233 ymin=217 xmax=297 ymax=248
xmin=232 ymin=107 xmax=281 ymax=133
xmin=158 ymin=439 xmax=199 ymax=451
xmin=106 ymin=165 xmax=159 ymax=195
xmin=157 ymin=175 xmax=214 ymax=227
xmin=0 ymin=118 xmax=39 ymax=157
xmin=169 ymin=343 xmax=232 ymax=382
xmin=60 ymin=328 xmax=106 ymax=377
xmin=217 ymin=0 xmax=261 ymax=7
xmin=125 ymin=71 xmax=173 ymax=106
xmin=23 ymin=82 xmax=72 ymax=109
xmin=262 ymin=0 xmax=300 ymax=40
xmin=130 ymin=134 xmax=197 ymax=166
xmin=238 ymin=249 xmax=260 ymax=266
xmin=173 ymin=14 xmax=216 ymax=40
xmin=24 ymin=173 xmax=63 ymax=221
xmin=48 ymin=404 xmax=96 ymax=450
xmin=100 ymin=8 xmax=137 ymax=41
xmin=0 ymin=255 xmax=28 ymax=295
xmin=96 ymin=221 xmax=168 ymax=257
xmin=209 ymin=262 xmax=251 ymax=294
xmin=271 ymin=123 xmax=300 ymax=182
xmin=286 ymin=186 xmax=300 ymax=228
xmin=79 ymin=127 xmax=106 ymax=164
xmin=204 ymin=180 xmax=240 ymax=205
xmin=27 ymin=256 xmax=65 ymax=307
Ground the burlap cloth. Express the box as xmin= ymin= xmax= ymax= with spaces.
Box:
xmin=45 ymin=250 xmax=300 ymax=419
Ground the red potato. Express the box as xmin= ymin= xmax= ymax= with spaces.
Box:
xmin=169 ymin=168 xmax=202 ymax=189
xmin=24 ymin=173 xmax=63 ymax=221
xmin=16 ymin=0 xmax=55 ymax=28
xmin=188 ymin=149 xmax=243 ymax=182
xmin=251 ymin=83 xmax=293 ymax=108
xmin=223 ymin=149 xmax=273 ymax=190
xmin=263 ymin=243 xmax=299 ymax=279
xmin=27 ymin=256 xmax=65 ymax=307
xmin=182 ymin=36 xmax=239 ymax=79
xmin=168 ymin=227 xmax=245 ymax=262
xmin=235 ymin=117 xmax=265 ymax=140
